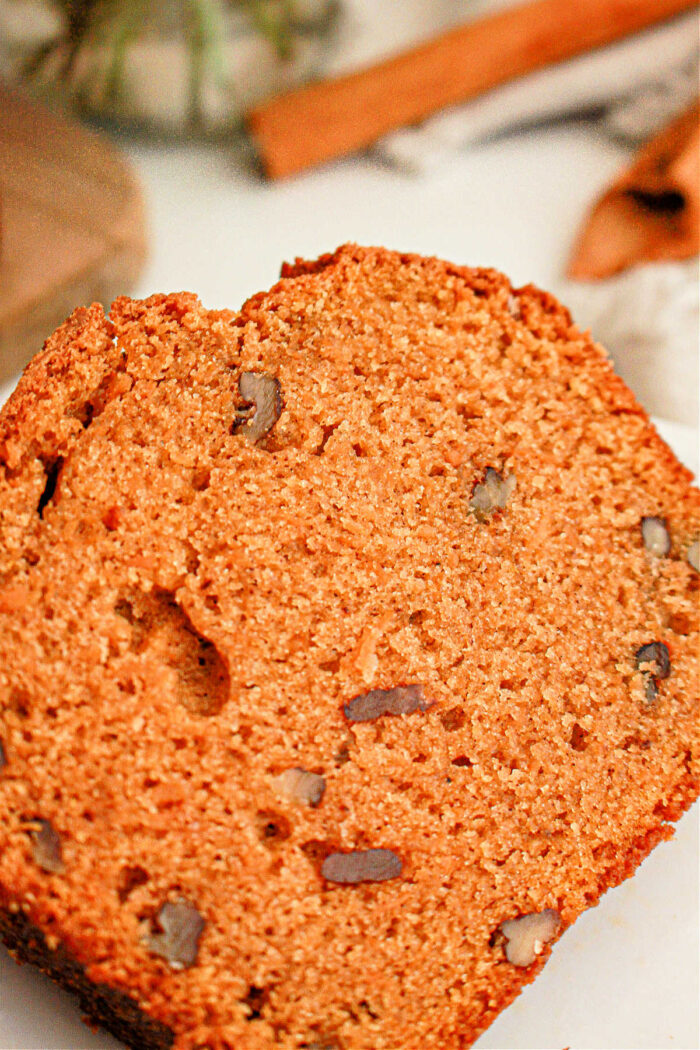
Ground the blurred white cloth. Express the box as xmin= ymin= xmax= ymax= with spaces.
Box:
xmin=372 ymin=10 xmax=697 ymax=171
xmin=560 ymin=260 xmax=699 ymax=429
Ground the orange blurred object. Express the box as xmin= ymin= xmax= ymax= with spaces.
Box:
xmin=248 ymin=0 xmax=698 ymax=179
xmin=568 ymin=104 xmax=699 ymax=280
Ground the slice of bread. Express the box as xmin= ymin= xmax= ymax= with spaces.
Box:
xmin=0 ymin=245 xmax=698 ymax=1050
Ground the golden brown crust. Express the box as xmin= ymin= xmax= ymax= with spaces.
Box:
xmin=0 ymin=244 xmax=698 ymax=1049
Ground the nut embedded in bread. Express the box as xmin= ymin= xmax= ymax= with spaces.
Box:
xmin=0 ymin=244 xmax=698 ymax=1050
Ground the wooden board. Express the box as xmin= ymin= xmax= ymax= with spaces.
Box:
xmin=0 ymin=82 xmax=147 ymax=383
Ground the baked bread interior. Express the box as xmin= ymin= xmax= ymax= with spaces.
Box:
xmin=0 ymin=244 xmax=698 ymax=1050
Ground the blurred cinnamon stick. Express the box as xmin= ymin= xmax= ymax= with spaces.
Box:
xmin=568 ymin=103 xmax=699 ymax=279
xmin=248 ymin=0 xmax=698 ymax=179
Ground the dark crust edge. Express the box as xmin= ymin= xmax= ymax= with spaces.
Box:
xmin=2 ymin=807 xmax=695 ymax=1050
xmin=0 ymin=908 xmax=174 ymax=1050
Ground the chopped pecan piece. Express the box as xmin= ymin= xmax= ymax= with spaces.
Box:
xmin=344 ymin=684 xmax=427 ymax=723
xmin=272 ymin=767 xmax=326 ymax=806
xmin=497 ymin=909 xmax=561 ymax=967
xmin=29 ymin=818 xmax=64 ymax=874
xmin=687 ymin=539 xmax=699 ymax=572
xmin=234 ymin=372 xmax=283 ymax=443
xmin=641 ymin=516 xmax=670 ymax=557
xmin=322 ymin=848 xmax=402 ymax=884
xmin=635 ymin=641 xmax=671 ymax=702
xmin=145 ymin=899 xmax=205 ymax=969
xmin=469 ymin=468 xmax=516 ymax=521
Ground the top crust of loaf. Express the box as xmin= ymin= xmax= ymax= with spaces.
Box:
xmin=0 ymin=244 xmax=698 ymax=1050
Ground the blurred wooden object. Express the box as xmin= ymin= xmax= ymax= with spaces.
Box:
xmin=0 ymin=83 xmax=147 ymax=383
xmin=248 ymin=0 xmax=698 ymax=179
xmin=568 ymin=103 xmax=699 ymax=279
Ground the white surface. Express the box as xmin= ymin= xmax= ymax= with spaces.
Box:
xmin=127 ymin=121 xmax=623 ymax=308
xmin=1 ymin=104 xmax=698 ymax=1050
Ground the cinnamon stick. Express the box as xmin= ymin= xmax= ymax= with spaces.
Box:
xmin=248 ymin=0 xmax=698 ymax=179
xmin=568 ymin=104 xmax=699 ymax=279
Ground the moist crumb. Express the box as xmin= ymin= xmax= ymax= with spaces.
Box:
xmin=0 ymin=244 xmax=698 ymax=1050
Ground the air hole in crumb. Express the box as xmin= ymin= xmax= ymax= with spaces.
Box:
xmin=117 ymin=864 xmax=149 ymax=902
xmin=242 ymin=985 xmax=268 ymax=1020
xmin=413 ymin=753 xmax=427 ymax=764
xmin=191 ymin=467 xmax=211 ymax=492
xmin=255 ymin=810 xmax=292 ymax=847
xmin=9 ymin=688 xmax=30 ymax=719
xmin=385 ymin=918 xmax=399 ymax=939
xmin=451 ymin=755 xmax=472 ymax=767
xmin=314 ymin=423 xmax=340 ymax=456
xmin=102 ymin=506 xmax=122 ymax=531
xmin=352 ymin=443 xmax=367 ymax=458
xmin=668 ymin=611 xmax=693 ymax=635
xmin=569 ymin=723 xmax=588 ymax=752
xmin=184 ymin=543 xmax=200 ymax=575
xmin=114 ymin=598 xmax=136 ymax=624
xmin=114 ymin=588 xmax=230 ymax=715
xmin=620 ymin=734 xmax=650 ymax=751
xmin=300 ymin=839 xmax=333 ymax=864
xmin=66 ymin=368 xmax=131 ymax=429
xmin=37 ymin=457 xmax=64 ymax=518
xmin=333 ymin=740 xmax=351 ymax=765
xmin=439 ymin=707 xmax=466 ymax=732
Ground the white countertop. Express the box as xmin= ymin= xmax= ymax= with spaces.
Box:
xmin=1 ymin=110 xmax=698 ymax=1049
xmin=127 ymin=119 xmax=621 ymax=311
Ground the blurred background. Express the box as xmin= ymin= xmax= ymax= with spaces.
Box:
xmin=0 ymin=1 xmax=698 ymax=1047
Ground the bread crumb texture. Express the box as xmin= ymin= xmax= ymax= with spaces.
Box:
xmin=0 ymin=244 xmax=698 ymax=1050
